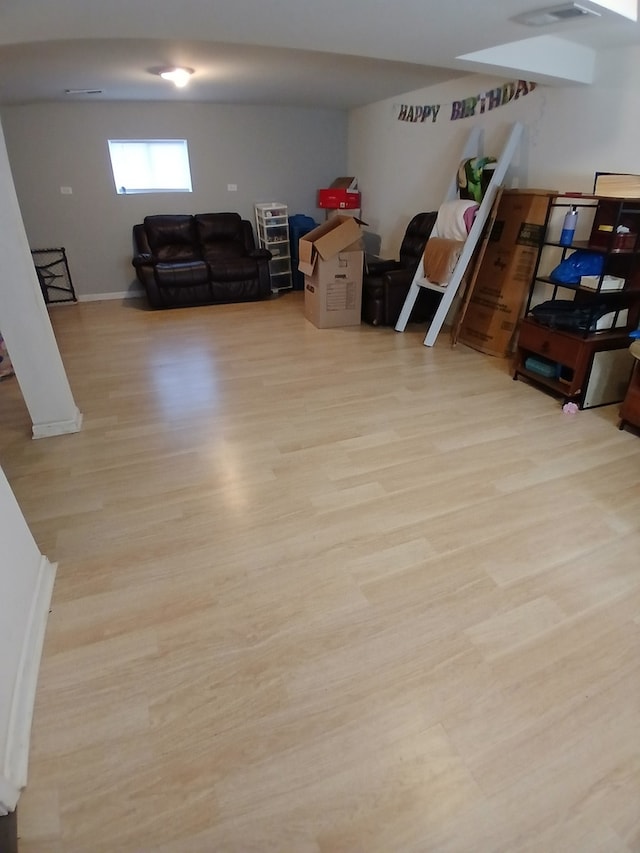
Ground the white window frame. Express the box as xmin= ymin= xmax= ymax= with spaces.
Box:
xmin=107 ymin=139 xmax=193 ymax=195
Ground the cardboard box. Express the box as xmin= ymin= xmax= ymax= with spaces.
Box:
xmin=457 ymin=189 xmax=557 ymax=357
xmin=303 ymin=253 xmax=364 ymax=328
xmin=582 ymin=347 xmax=635 ymax=409
xmin=318 ymin=188 xmax=361 ymax=209
xmin=327 ymin=208 xmax=362 ymax=220
xmin=299 ymin=215 xmax=364 ymax=328
xmin=318 ymin=176 xmax=361 ymax=210
xmin=593 ymin=308 xmax=628 ymax=330
xmin=594 ymin=172 xmax=640 ymax=198
xmin=298 ymin=215 xmax=362 ymax=275
xmin=580 ymin=274 xmax=625 ymax=291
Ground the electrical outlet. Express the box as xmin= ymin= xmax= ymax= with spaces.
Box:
xmin=60 ymin=186 xmax=73 ymax=194
xmin=227 ymin=184 xmax=237 ymax=192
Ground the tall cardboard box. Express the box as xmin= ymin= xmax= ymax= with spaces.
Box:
xmin=458 ymin=189 xmax=556 ymax=357
xmin=299 ymin=215 xmax=364 ymax=328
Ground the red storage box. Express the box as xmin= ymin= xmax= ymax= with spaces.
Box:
xmin=318 ymin=177 xmax=360 ymax=210
xmin=318 ymin=188 xmax=361 ymax=210
xmin=589 ymin=200 xmax=639 ymax=252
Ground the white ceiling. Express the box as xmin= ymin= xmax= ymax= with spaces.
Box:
xmin=0 ymin=0 xmax=638 ymax=109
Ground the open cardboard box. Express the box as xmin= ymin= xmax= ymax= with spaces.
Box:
xmin=298 ymin=215 xmax=364 ymax=328
xmin=298 ymin=215 xmax=363 ymax=277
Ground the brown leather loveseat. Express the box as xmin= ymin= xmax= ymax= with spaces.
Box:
xmin=132 ymin=213 xmax=272 ymax=308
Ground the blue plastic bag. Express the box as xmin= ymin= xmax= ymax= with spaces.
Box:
xmin=549 ymin=250 xmax=605 ymax=285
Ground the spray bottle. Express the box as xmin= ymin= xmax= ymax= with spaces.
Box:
xmin=560 ymin=205 xmax=579 ymax=246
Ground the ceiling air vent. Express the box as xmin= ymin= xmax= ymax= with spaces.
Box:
xmin=513 ymin=3 xmax=602 ymax=25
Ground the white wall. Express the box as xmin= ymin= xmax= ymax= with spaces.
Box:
xmin=0 ymin=101 xmax=348 ymax=298
xmin=348 ymin=43 xmax=640 ymax=259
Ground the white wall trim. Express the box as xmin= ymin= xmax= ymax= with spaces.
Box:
xmin=32 ymin=407 xmax=83 ymax=439
xmin=76 ymin=290 xmax=144 ymax=302
xmin=1 ymin=556 xmax=56 ymax=814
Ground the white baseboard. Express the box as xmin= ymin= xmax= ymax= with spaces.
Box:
xmin=76 ymin=290 xmax=144 ymax=302
xmin=32 ymin=407 xmax=83 ymax=439
xmin=1 ymin=556 xmax=57 ymax=814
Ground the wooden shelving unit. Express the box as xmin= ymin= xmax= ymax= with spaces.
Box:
xmin=513 ymin=193 xmax=640 ymax=408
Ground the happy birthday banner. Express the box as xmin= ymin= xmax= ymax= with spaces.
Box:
xmin=396 ymin=79 xmax=536 ymax=124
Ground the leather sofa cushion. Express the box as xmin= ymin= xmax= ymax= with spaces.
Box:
xmin=208 ymin=258 xmax=259 ymax=282
xmin=144 ymin=215 xmax=199 ymax=262
xmin=195 ymin=213 xmax=246 ymax=259
xmin=155 ymin=260 xmax=210 ymax=287
xmin=211 ymin=279 xmax=262 ymax=302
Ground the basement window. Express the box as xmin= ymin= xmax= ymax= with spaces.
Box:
xmin=107 ymin=139 xmax=193 ymax=195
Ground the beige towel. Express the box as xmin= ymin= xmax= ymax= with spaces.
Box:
xmin=435 ymin=200 xmax=479 ymax=240
xmin=423 ymin=237 xmax=464 ymax=285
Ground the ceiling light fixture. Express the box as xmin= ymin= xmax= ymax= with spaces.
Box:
xmin=157 ymin=67 xmax=194 ymax=88
xmin=65 ymin=88 xmax=103 ymax=95
xmin=512 ymin=3 xmax=601 ymax=25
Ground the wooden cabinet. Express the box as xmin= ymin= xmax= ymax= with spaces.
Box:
xmin=514 ymin=194 xmax=640 ymax=408
xmin=515 ymin=318 xmax=633 ymax=404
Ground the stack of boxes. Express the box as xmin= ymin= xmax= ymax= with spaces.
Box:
xmin=294 ymin=177 xmax=364 ymax=328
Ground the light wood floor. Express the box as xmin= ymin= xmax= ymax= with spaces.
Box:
xmin=2 ymin=293 xmax=640 ymax=853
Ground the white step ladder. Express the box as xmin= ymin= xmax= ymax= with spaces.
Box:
xmin=395 ymin=121 xmax=523 ymax=347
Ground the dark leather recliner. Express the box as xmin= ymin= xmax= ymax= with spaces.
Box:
xmin=132 ymin=212 xmax=272 ymax=308
xmin=361 ymin=211 xmax=438 ymax=326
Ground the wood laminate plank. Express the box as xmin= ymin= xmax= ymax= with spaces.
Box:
xmin=1 ymin=294 xmax=639 ymax=852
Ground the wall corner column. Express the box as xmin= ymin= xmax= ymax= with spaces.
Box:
xmin=0 ymin=117 xmax=82 ymax=438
